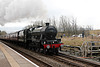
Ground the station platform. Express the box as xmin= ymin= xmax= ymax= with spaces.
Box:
xmin=0 ymin=42 xmax=39 ymax=67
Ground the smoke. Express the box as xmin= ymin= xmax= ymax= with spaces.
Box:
xmin=0 ymin=0 xmax=47 ymax=25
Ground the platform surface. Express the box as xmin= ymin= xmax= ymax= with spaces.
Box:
xmin=0 ymin=42 xmax=39 ymax=67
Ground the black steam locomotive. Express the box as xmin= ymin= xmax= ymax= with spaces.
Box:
xmin=0 ymin=23 xmax=63 ymax=54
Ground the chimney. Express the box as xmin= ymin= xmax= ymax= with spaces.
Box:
xmin=45 ymin=23 xmax=49 ymax=26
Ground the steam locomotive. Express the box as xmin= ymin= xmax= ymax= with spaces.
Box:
xmin=0 ymin=23 xmax=63 ymax=54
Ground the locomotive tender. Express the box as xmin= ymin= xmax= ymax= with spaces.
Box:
xmin=0 ymin=23 xmax=63 ymax=54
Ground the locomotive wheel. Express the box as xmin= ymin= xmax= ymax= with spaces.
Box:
xmin=55 ymin=48 xmax=58 ymax=55
xmin=34 ymin=48 xmax=37 ymax=52
xmin=59 ymin=47 xmax=61 ymax=51
xmin=25 ymin=44 xmax=28 ymax=49
xmin=34 ymin=42 xmax=40 ymax=52
xmin=43 ymin=49 xmax=47 ymax=54
xmin=58 ymin=47 xmax=61 ymax=52
xmin=32 ymin=47 xmax=35 ymax=51
xmin=36 ymin=48 xmax=40 ymax=52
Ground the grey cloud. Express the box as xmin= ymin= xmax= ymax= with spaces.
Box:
xmin=0 ymin=0 xmax=47 ymax=25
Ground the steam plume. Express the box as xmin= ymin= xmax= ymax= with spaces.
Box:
xmin=0 ymin=0 xmax=47 ymax=25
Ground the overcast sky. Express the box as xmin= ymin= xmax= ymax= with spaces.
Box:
xmin=0 ymin=0 xmax=100 ymax=33
xmin=43 ymin=0 xmax=100 ymax=29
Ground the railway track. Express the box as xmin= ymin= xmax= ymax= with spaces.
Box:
xmin=1 ymin=40 xmax=100 ymax=67
xmin=39 ymin=51 xmax=100 ymax=67
xmin=49 ymin=55 xmax=84 ymax=67
xmin=58 ymin=52 xmax=100 ymax=67
xmin=1 ymin=41 xmax=67 ymax=67
xmin=15 ymin=48 xmax=52 ymax=67
xmin=1 ymin=41 xmax=52 ymax=67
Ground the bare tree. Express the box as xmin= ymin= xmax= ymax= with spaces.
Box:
xmin=24 ymin=15 xmax=93 ymax=37
xmin=0 ymin=31 xmax=7 ymax=35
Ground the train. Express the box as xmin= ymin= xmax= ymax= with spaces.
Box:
xmin=0 ymin=23 xmax=64 ymax=54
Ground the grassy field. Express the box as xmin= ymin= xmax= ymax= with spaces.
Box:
xmin=61 ymin=37 xmax=100 ymax=46
xmin=59 ymin=30 xmax=100 ymax=46
xmin=89 ymin=30 xmax=100 ymax=35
